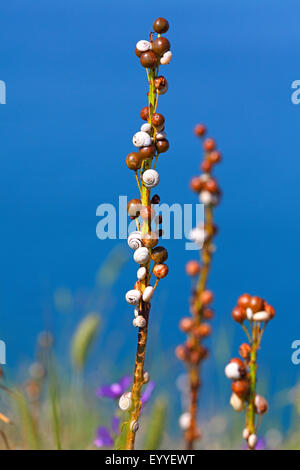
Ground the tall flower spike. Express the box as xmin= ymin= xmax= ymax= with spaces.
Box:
xmin=226 ymin=294 xmax=275 ymax=450
xmin=176 ymin=124 xmax=222 ymax=450
xmin=121 ymin=17 xmax=171 ymax=450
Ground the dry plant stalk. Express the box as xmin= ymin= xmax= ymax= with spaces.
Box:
xmin=225 ymin=294 xmax=275 ymax=449
xmin=176 ymin=125 xmax=222 ymax=449
xmin=119 ymin=17 xmax=172 ymax=450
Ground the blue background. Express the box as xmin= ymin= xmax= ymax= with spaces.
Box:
xmin=0 ymin=0 xmax=299 ymax=417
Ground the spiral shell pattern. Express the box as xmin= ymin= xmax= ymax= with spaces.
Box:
xmin=136 ymin=40 xmax=152 ymax=52
xmin=133 ymin=131 xmax=152 ymax=148
xmin=127 ymin=231 xmax=142 ymax=250
xmin=142 ymin=169 xmax=160 ymax=189
xmin=133 ymin=315 xmax=146 ymax=328
xmin=119 ymin=392 xmax=132 ymax=411
xmin=133 ymin=246 xmax=150 ymax=265
xmin=125 ymin=289 xmax=141 ymax=305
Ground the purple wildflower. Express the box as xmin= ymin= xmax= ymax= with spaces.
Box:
xmin=96 ymin=375 xmax=131 ymax=400
xmin=94 ymin=416 xmax=121 ymax=449
xmin=141 ymin=381 xmax=155 ymax=405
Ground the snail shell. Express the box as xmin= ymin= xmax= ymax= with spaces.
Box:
xmin=199 ymin=190 xmax=214 ymax=205
xmin=130 ymin=420 xmax=139 ymax=432
xmin=137 ymin=266 xmax=147 ymax=281
xmin=141 ymin=123 xmax=152 ymax=134
xmin=136 ymin=40 xmax=152 ymax=52
xmin=119 ymin=392 xmax=132 ymax=411
xmin=125 ymin=289 xmax=141 ymax=305
xmin=133 ymin=247 xmax=150 ymax=265
xmin=142 ymin=169 xmax=160 ymax=189
xmin=225 ymin=362 xmax=241 ymax=381
xmin=253 ymin=311 xmax=270 ymax=322
xmin=128 ymin=231 xmax=142 ymax=250
xmin=156 ymin=131 xmax=166 ymax=140
xmin=133 ymin=315 xmax=146 ymax=328
xmin=243 ymin=428 xmax=250 ymax=440
xmin=142 ymin=285 xmax=154 ymax=302
xmin=246 ymin=308 xmax=253 ymax=320
xmin=133 ymin=131 xmax=152 ymax=148
xmin=143 ymin=371 xmax=150 ymax=383
xmin=230 ymin=393 xmax=244 ymax=412
xmin=179 ymin=412 xmax=191 ymax=431
xmin=248 ymin=434 xmax=257 ymax=450
xmin=160 ymin=50 xmax=172 ymax=65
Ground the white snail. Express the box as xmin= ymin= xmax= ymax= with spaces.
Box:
xmin=230 ymin=393 xmax=244 ymax=412
xmin=125 ymin=289 xmax=141 ymax=305
xmin=142 ymin=169 xmax=160 ymax=189
xmin=136 ymin=40 xmax=152 ymax=52
xmin=156 ymin=131 xmax=166 ymax=140
xmin=133 ymin=315 xmax=146 ymax=328
xmin=199 ymin=190 xmax=214 ymax=205
xmin=119 ymin=392 xmax=132 ymax=411
xmin=189 ymin=227 xmax=206 ymax=246
xmin=242 ymin=428 xmax=250 ymax=440
xmin=141 ymin=123 xmax=152 ymax=134
xmin=133 ymin=247 xmax=150 ymax=265
xmin=179 ymin=412 xmax=191 ymax=431
xmin=248 ymin=434 xmax=257 ymax=450
xmin=199 ymin=173 xmax=210 ymax=182
xmin=224 ymin=362 xmax=241 ymax=381
xmin=137 ymin=266 xmax=147 ymax=281
xmin=133 ymin=131 xmax=151 ymax=148
xmin=130 ymin=420 xmax=139 ymax=432
xmin=143 ymin=371 xmax=150 ymax=383
xmin=128 ymin=231 xmax=142 ymax=250
xmin=160 ymin=50 xmax=172 ymax=65
xmin=253 ymin=311 xmax=270 ymax=322
xmin=246 ymin=308 xmax=253 ymax=320
xmin=142 ymin=286 xmax=154 ymax=302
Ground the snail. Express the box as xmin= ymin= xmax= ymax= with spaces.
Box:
xmin=143 ymin=371 xmax=150 ymax=383
xmin=130 ymin=420 xmax=139 ymax=433
xmin=140 ymin=123 xmax=152 ymax=134
xmin=252 ymin=311 xmax=270 ymax=322
xmin=156 ymin=131 xmax=166 ymax=140
xmin=248 ymin=434 xmax=257 ymax=450
xmin=137 ymin=266 xmax=147 ymax=281
xmin=142 ymin=169 xmax=160 ymax=189
xmin=136 ymin=40 xmax=152 ymax=52
xmin=189 ymin=227 xmax=206 ymax=246
xmin=133 ymin=315 xmax=146 ymax=328
xmin=254 ymin=395 xmax=269 ymax=414
xmin=160 ymin=50 xmax=172 ymax=65
xmin=246 ymin=308 xmax=253 ymax=320
xmin=179 ymin=412 xmax=191 ymax=431
xmin=230 ymin=393 xmax=244 ymax=412
xmin=125 ymin=289 xmax=141 ymax=305
xmin=225 ymin=362 xmax=242 ymax=381
xmin=132 ymin=131 xmax=152 ymax=148
xmin=199 ymin=190 xmax=214 ymax=205
xmin=127 ymin=231 xmax=142 ymax=250
xmin=142 ymin=286 xmax=154 ymax=302
xmin=243 ymin=428 xmax=250 ymax=440
xmin=133 ymin=246 xmax=150 ymax=265
xmin=119 ymin=392 xmax=132 ymax=411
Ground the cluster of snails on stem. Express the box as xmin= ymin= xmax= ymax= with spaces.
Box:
xmin=176 ymin=124 xmax=222 ymax=450
xmin=225 ymin=294 xmax=275 ymax=450
xmin=121 ymin=17 xmax=172 ymax=451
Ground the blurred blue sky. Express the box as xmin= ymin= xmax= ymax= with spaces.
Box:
xmin=0 ymin=0 xmax=300 ymax=399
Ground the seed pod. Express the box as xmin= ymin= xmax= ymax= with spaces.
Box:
xmin=143 ymin=286 xmax=154 ymax=302
xmin=160 ymin=50 xmax=172 ymax=65
xmin=142 ymin=169 xmax=160 ymax=188
xmin=194 ymin=123 xmax=206 ymax=137
xmin=230 ymin=393 xmax=244 ymax=412
xmin=156 ymin=131 xmax=166 ymax=140
xmin=175 ymin=345 xmax=187 ymax=361
xmin=151 ymin=194 xmax=160 ymax=205
xmin=140 ymin=205 xmax=155 ymax=221
xmin=125 ymin=289 xmax=141 ymax=305
xmin=253 ymin=311 xmax=270 ymax=322
xmin=133 ymin=247 xmax=150 ymax=265
xmin=232 ymin=306 xmax=246 ymax=323
xmin=195 ymin=323 xmax=211 ymax=337
xmin=153 ymin=263 xmax=169 ymax=279
xmin=142 ymin=232 xmax=159 ymax=248
xmin=200 ymin=290 xmax=214 ymax=305
xmin=203 ymin=308 xmax=214 ymax=320
xmin=237 ymin=293 xmax=251 ymax=309
xmin=264 ymin=303 xmax=275 ymax=319
xmin=137 ymin=266 xmax=147 ymax=281
xmin=203 ymin=138 xmax=216 ymax=152
xmin=156 ymin=139 xmax=169 ymax=153
xmin=135 ymin=48 xmax=142 ymax=58
xmin=136 ymin=40 xmax=152 ymax=52
xmin=139 ymin=144 xmax=156 ymax=159
xmin=179 ymin=317 xmax=194 ymax=333
xmin=153 ymin=17 xmax=169 ymax=34
xmin=185 ymin=260 xmax=201 ymax=276
xmin=126 ymin=152 xmax=142 ymax=170
xmin=239 ymin=343 xmax=251 ymax=359
xmin=179 ymin=412 xmax=191 ymax=431
xmin=190 ymin=177 xmax=203 ymax=193
xmin=133 ymin=131 xmax=152 ymax=148
xmin=151 ymin=113 xmax=165 ymax=127
xmin=255 ymin=395 xmax=269 ymax=414
xmin=201 ymin=159 xmax=212 ymax=173
xmin=130 ymin=420 xmax=139 ymax=432
xmin=248 ymin=434 xmax=257 ymax=450
xmin=249 ymin=296 xmax=264 ymax=313
xmin=204 ymin=178 xmax=218 ymax=193
xmin=128 ymin=231 xmax=142 ymax=250
xmin=140 ymin=106 xmax=150 ymax=121
xmin=151 ymin=246 xmax=168 ymax=263
xmin=152 ymin=37 xmax=170 ymax=56
xmin=208 ymin=150 xmax=222 ymax=164
xmin=127 ymin=198 xmax=141 ymax=217
xmin=140 ymin=51 xmax=158 ymax=68
xmin=232 ymin=379 xmax=249 ymax=398
xmin=154 ymin=75 xmax=168 ymax=90
xmin=134 ymin=315 xmax=146 ymax=328
xmin=119 ymin=392 xmax=132 ymax=411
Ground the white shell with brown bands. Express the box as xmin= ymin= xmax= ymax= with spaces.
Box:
xmin=128 ymin=231 xmax=142 ymax=250
xmin=142 ymin=169 xmax=160 ymax=189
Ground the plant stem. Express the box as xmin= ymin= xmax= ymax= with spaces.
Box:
xmin=247 ymin=326 xmax=258 ymax=447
